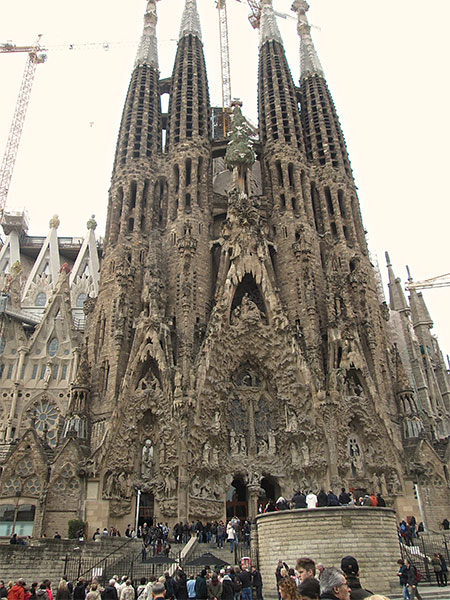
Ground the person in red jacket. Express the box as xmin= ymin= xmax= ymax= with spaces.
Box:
xmin=369 ymin=493 xmax=378 ymax=507
xmin=7 ymin=579 xmax=26 ymax=600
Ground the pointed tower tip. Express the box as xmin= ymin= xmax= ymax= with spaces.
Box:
xmin=259 ymin=0 xmax=283 ymax=47
xmin=385 ymin=251 xmax=391 ymax=266
xmin=179 ymin=0 xmax=202 ymax=41
xmin=292 ymin=0 xmax=324 ymax=77
xmin=135 ymin=0 xmax=159 ymax=68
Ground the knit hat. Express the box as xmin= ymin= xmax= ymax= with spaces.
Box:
xmin=341 ymin=556 xmax=359 ymax=575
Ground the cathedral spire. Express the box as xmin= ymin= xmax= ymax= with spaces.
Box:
xmin=385 ymin=252 xmax=409 ymax=313
xmin=291 ymin=0 xmax=323 ymax=77
xmin=135 ymin=0 xmax=159 ymax=68
xmin=179 ymin=0 xmax=202 ymax=41
xmin=259 ymin=0 xmax=283 ymax=47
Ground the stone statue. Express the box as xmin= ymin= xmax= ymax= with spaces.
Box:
xmin=291 ymin=442 xmax=299 ymax=463
xmin=240 ymin=293 xmax=261 ymax=322
xmin=268 ymin=430 xmax=276 ymax=455
xmin=301 ymin=441 xmax=310 ymax=466
xmin=230 ymin=431 xmax=239 ymax=455
xmin=203 ymin=441 xmax=211 ymax=463
xmin=141 ymin=439 xmax=154 ymax=476
xmin=238 ymin=434 xmax=247 ymax=455
xmin=258 ymin=437 xmax=268 ymax=455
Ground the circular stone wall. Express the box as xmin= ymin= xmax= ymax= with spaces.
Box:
xmin=255 ymin=506 xmax=400 ymax=595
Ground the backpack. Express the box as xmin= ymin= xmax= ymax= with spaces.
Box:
xmin=233 ymin=578 xmax=242 ymax=593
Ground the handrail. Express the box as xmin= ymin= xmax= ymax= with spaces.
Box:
xmin=71 ymin=536 xmax=138 ymax=583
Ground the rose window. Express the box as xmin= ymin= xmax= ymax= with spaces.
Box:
xmin=2 ymin=478 xmax=20 ymax=496
xmin=22 ymin=477 xmax=42 ymax=496
xmin=67 ymin=478 xmax=80 ymax=492
xmin=16 ymin=459 xmax=34 ymax=477
xmin=33 ymin=401 xmax=59 ymax=447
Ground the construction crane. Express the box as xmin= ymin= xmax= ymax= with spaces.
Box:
xmin=0 ymin=38 xmax=135 ymax=221
xmin=405 ymin=269 xmax=450 ymax=292
xmin=0 ymin=35 xmax=47 ymax=221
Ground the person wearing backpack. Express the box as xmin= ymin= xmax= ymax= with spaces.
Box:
xmin=405 ymin=559 xmax=423 ymax=600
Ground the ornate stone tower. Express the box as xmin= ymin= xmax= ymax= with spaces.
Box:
xmin=1 ymin=0 xmax=448 ymax=535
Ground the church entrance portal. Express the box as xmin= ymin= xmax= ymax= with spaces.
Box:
xmin=226 ymin=477 xmax=248 ymax=520
xmin=258 ymin=476 xmax=280 ymax=512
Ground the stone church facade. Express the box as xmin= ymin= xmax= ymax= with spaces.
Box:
xmin=0 ymin=0 xmax=449 ymax=536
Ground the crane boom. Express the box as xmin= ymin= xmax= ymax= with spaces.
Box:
xmin=217 ymin=0 xmax=232 ymax=110
xmin=0 ymin=35 xmax=46 ymax=220
xmin=405 ymin=273 xmax=450 ymax=292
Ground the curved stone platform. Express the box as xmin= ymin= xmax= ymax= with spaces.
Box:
xmin=255 ymin=506 xmax=400 ymax=595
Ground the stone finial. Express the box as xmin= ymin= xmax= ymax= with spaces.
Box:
xmin=259 ymin=0 xmax=283 ymax=47
xmin=135 ymin=0 xmax=159 ymax=68
xmin=87 ymin=214 xmax=97 ymax=230
xmin=291 ymin=0 xmax=324 ymax=77
xmin=179 ymin=0 xmax=202 ymax=41
xmin=49 ymin=214 xmax=60 ymax=229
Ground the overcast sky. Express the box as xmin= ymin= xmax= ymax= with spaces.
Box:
xmin=1 ymin=0 xmax=449 ymax=357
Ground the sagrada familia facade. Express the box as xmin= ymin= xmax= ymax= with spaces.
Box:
xmin=0 ymin=0 xmax=449 ymax=537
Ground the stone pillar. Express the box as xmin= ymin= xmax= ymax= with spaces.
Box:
xmin=248 ymin=484 xmax=260 ymax=521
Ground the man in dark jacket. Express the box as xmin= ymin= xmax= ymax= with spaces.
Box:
xmin=340 ymin=557 xmax=372 ymax=600
xmin=327 ymin=490 xmax=340 ymax=506
xmin=102 ymin=581 xmax=118 ymax=600
xmin=238 ymin=568 xmax=252 ymax=600
xmin=338 ymin=489 xmax=351 ymax=505
xmin=405 ymin=560 xmax=423 ymax=600
xmin=174 ymin=571 xmax=188 ymax=600
xmin=317 ymin=490 xmax=328 ymax=507
xmin=165 ymin=573 xmax=176 ymax=600
xmin=292 ymin=491 xmax=307 ymax=509
xmin=194 ymin=571 xmax=207 ymax=600
xmin=251 ymin=567 xmax=263 ymax=600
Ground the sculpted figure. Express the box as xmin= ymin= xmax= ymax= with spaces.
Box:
xmin=240 ymin=293 xmax=261 ymax=322
xmin=258 ymin=437 xmax=268 ymax=455
xmin=230 ymin=431 xmax=239 ymax=455
xmin=268 ymin=430 xmax=276 ymax=455
xmin=291 ymin=442 xmax=299 ymax=463
xmin=141 ymin=439 xmax=154 ymax=476
xmin=238 ymin=434 xmax=247 ymax=455
xmin=301 ymin=441 xmax=310 ymax=466
xmin=203 ymin=441 xmax=211 ymax=463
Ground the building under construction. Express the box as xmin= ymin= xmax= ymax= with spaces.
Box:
xmin=0 ymin=0 xmax=449 ymax=537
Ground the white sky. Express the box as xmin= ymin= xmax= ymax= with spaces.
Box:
xmin=1 ymin=0 xmax=450 ymax=356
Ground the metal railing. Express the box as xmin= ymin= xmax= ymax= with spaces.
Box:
xmin=399 ymin=533 xmax=450 ymax=585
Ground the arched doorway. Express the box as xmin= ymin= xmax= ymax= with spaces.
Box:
xmin=226 ymin=477 xmax=248 ymax=521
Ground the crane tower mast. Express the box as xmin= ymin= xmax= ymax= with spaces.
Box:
xmin=0 ymin=35 xmax=46 ymax=219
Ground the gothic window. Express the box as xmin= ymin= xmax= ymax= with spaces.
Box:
xmin=48 ymin=338 xmax=59 ymax=357
xmin=0 ymin=337 xmax=5 ymax=355
xmin=2 ymin=478 xmax=20 ymax=496
xmin=16 ymin=459 xmax=34 ymax=477
xmin=35 ymin=293 xmax=46 ymax=307
xmin=76 ymin=293 xmax=87 ymax=308
xmin=22 ymin=477 xmax=42 ymax=496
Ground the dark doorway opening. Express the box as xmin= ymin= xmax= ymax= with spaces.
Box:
xmin=139 ymin=492 xmax=154 ymax=527
xmin=226 ymin=477 xmax=248 ymax=521
xmin=258 ymin=476 xmax=280 ymax=512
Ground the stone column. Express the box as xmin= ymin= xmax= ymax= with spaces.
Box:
xmin=248 ymin=484 xmax=260 ymax=521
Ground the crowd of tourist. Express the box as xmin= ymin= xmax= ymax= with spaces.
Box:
xmin=260 ymin=490 xmax=386 ymax=513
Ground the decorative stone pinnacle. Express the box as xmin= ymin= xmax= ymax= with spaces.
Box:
xmin=135 ymin=0 xmax=159 ymax=68
xmin=259 ymin=0 xmax=283 ymax=47
xmin=87 ymin=214 xmax=97 ymax=230
xmin=179 ymin=0 xmax=202 ymax=41
xmin=225 ymin=104 xmax=256 ymax=193
xmin=49 ymin=214 xmax=60 ymax=229
xmin=291 ymin=0 xmax=324 ymax=76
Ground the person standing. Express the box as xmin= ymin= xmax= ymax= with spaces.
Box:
xmin=396 ymin=560 xmax=410 ymax=600
xmin=405 ymin=560 xmax=423 ymax=600
xmin=439 ymin=554 xmax=448 ymax=586
xmin=251 ymin=567 xmax=263 ymax=600
xmin=207 ymin=575 xmax=222 ymax=600
xmin=306 ymin=491 xmax=317 ymax=509
xmin=319 ymin=568 xmax=350 ymax=600
xmin=237 ymin=568 xmax=251 ymax=600
xmin=340 ymin=557 xmax=372 ymax=600
xmin=431 ymin=554 xmax=443 ymax=586
xmin=195 ymin=572 xmax=207 ymax=600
